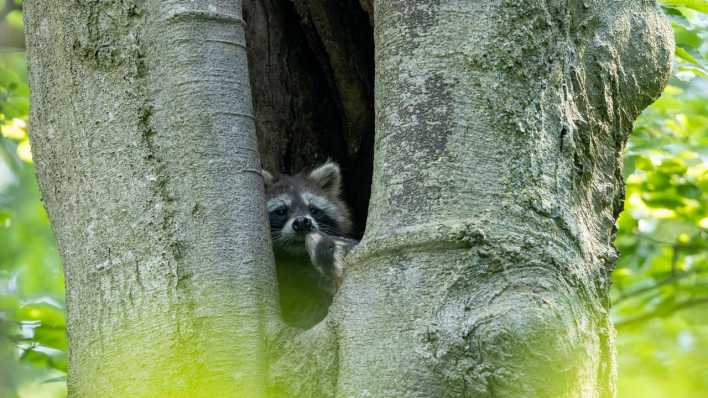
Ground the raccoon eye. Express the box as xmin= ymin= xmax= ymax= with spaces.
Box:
xmin=274 ymin=206 xmax=287 ymax=216
xmin=309 ymin=205 xmax=321 ymax=216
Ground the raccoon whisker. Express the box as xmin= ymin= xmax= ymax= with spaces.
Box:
xmin=318 ymin=226 xmax=344 ymax=237
xmin=275 ymin=235 xmax=301 ymax=247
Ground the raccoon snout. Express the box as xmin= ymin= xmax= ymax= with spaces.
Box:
xmin=292 ymin=216 xmax=314 ymax=233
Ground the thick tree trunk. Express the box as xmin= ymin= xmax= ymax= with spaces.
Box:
xmin=24 ymin=1 xmax=275 ymax=396
xmin=338 ymin=1 xmax=672 ymax=396
xmin=24 ymin=0 xmax=672 ymax=397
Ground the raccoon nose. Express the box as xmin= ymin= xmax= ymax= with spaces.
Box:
xmin=292 ymin=216 xmax=313 ymax=233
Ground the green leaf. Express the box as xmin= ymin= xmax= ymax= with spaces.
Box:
xmin=674 ymin=25 xmax=703 ymax=49
xmin=0 ymin=293 xmax=20 ymax=320
xmin=661 ymin=0 xmax=708 ymax=13
xmin=5 ymin=10 xmax=23 ymax=30
xmin=642 ymin=192 xmax=684 ymax=208
xmin=676 ymin=47 xmax=702 ymax=66
xmin=0 ymin=210 xmax=11 ymax=228
xmin=676 ymin=182 xmax=703 ymax=199
xmin=644 ymin=172 xmax=672 ymax=191
xmin=33 ymin=325 xmax=67 ymax=351
xmin=19 ymin=345 xmax=67 ymax=372
xmin=18 ymin=301 xmax=66 ymax=328
xmin=658 ymin=157 xmax=688 ymax=175
xmin=678 ymin=65 xmax=708 ymax=78
xmin=634 ymin=155 xmax=655 ymax=171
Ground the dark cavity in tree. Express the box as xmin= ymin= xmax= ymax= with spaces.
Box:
xmin=244 ymin=0 xmax=374 ymax=328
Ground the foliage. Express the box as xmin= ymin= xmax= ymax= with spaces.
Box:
xmin=611 ymin=3 xmax=708 ymax=397
xmin=1 ymin=7 xmax=67 ymax=395
xmin=0 ymin=2 xmax=706 ymax=398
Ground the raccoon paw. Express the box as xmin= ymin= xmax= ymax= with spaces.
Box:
xmin=305 ymin=232 xmax=357 ymax=291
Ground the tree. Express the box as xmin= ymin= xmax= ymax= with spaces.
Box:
xmin=23 ymin=0 xmax=673 ymax=397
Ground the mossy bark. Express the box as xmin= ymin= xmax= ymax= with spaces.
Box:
xmin=24 ymin=0 xmax=672 ymax=397
xmin=25 ymin=1 xmax=275 ymax=396
xmin=335 ymin=1 xmax=671 ymax=396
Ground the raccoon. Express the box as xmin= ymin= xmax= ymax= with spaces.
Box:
xmin=263 ymin=161 xmax=357 ymax=326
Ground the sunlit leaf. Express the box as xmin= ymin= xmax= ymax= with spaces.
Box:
xmin=1 ymin=118 xmax=26 ymax=141
xmin=5 ymin=10 xmax=23 ymax=30
xmin=634 ymin=155 xmax=655 ymax=171
xmin=17 ymin=302 xmax=65 ymax=329
xmin=699 ymin=217 xmax=708 ymax=229
xmin=15 ymin=139 xmax=31 ymax=163
xmin=644 ymin=172 xmax=672 ymax=191
xmin=642 ymin=192 xmax=684 ymax=209
xmin=659 ymin=157 xmax=688 ymax=175
xmin=660 ymin=0 xmax=708 ymax=13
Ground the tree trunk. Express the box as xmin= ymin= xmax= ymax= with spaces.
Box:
xmin=24 ymin=0 xmax=672 ymax=397
xmin=338 ymin=1 xmax=672 ymax=396
xmin=24 ymin=1 xmax=275 ymax=396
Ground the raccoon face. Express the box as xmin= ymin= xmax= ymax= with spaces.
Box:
xmin=263 ymin=162 xmax=352 ymax=255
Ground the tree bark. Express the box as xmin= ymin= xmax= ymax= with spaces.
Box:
xmin=336 ymin=1 xmax=671 ymax=396
xmin=24 ymin=0 xmax=672 ymax=397
xmin=24 ymin=1 xmax=275 ymax=396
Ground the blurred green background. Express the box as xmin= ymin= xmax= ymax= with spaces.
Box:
xmin=1 ymin=1 xmax=707 ymax=397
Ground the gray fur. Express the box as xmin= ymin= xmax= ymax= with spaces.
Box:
xmin=264 ymin=162 xmax=358 ymax=294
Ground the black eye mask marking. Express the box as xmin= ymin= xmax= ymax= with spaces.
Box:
xmin=312 ymin=212 xmax=342 ymax=236
xmin=268 ymin=205 xmax=289 ymax=234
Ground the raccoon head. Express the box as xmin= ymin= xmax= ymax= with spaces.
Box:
xmin=263 ymin=161 xmax=352 ymax=255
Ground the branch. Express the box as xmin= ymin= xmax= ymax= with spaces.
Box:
xmin=614 ymin=296 xmax=708 ymax=330
xmin=636 ymin=234 xmax=704 ymax=251
xmin=613 ymin=267 xmax=708 ymax=305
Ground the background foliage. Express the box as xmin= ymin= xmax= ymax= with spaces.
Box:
xmin=1 ymin=2 xmax=66 ymax=397
xmin=0 ymin=1 xmax=706 ymax=397
xmin=611 ymin=3 xmax=708 ymax=397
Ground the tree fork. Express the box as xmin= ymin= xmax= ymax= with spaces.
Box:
xmin=24 ymin=0 xmax=673 ymax=397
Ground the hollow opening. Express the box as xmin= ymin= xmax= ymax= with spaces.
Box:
xmin=244 ymin=0 xmax=374 ymax=328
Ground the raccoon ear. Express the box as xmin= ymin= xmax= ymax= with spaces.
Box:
xmin=261 ymin=169 xmax=275 ymax=187
xmin=308 ymin=161 xmax=342 ymax=196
